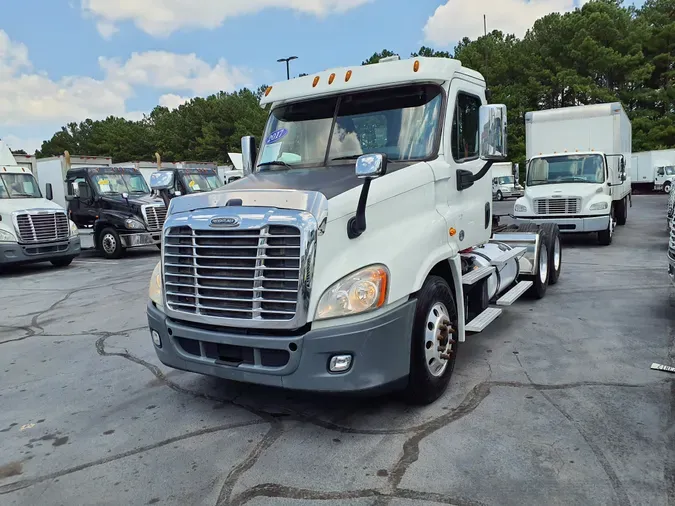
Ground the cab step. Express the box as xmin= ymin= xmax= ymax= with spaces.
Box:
xmin=462 ymin=265 xmax=495 ymax=286
xmin=465 ymin=307 xmax=503 ymax=333
xmin=490 ymin=247 xmax=526 ymax=266
xmin=496 ymin=280 xmax=533 ymax=306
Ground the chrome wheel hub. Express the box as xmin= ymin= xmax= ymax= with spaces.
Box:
xmin=539 ymin=243 xmax=549 ymax=284
xmin=424 ymin=302 xmax=455 ymax=377
xmin=553 ymin=236 xmax=561 ymax=272
xmin=102 ymin=234 xmax=117 ymax=254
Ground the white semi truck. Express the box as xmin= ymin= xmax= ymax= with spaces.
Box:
xmin=146 ymin=56 xmax=563 ymax=404
xmin=492 ymin=161 xmax=523 ymax=201
xmin=513 ymin=103 xmax=632 ymax=246
xmin=0 ymin=141 xmax=80 ymax=268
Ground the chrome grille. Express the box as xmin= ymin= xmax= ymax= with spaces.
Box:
xmin=534 ymin=198 xmax=581 ymax=215
xmin=142 ymin=204 xmax=167 ymax=231
xmin=669 ymin=218 xmax=675 ymax=257
xmin=15 ymin=212 xmax=69 ymax=243
xmin=163 ymin=225 xmax=301 ymax=322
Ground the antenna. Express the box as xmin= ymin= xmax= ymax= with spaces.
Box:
xmin=483 ymin=14 xmax=490 ymax=101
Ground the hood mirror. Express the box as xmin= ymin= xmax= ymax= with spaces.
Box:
xmin=150 ymin=171 xmax=174 ymax=191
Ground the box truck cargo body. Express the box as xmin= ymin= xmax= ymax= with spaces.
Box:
xmin=37 ymin=154 xmax=112 ymax=209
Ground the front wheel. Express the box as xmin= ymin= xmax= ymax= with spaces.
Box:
xmin=402 ymin=276 xmax=459 ymax=405
xmin=51 ymin=257 xmax=74 ymax=268
xmin=665 ymin=182 xmax=672 ymax=194
xmin=496 ymin=190 xmax=504 ymax=201
xmin=597 ymin=208 xmax=615 ymax=246
xmin=99 ymin=227 xmax=125 ymax=259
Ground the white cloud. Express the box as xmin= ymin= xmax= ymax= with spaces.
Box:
xmin=159 ymin=94 xmax=191 ymax=110
xmin=81 ymin=0 xmax=372 ymax=37
xmin=423 ymin=0 xmax=588 ymax=47
xmin=1 ymin=133 xmax=46 ymax=154
xmin=0 ymin=30 xmax=251 ymax=147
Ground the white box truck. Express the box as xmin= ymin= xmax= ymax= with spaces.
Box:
xmin=630 ymin=149 xmax=675 ymax=192
xmin=0 ymin=142 xmax=80 ymax=268
xmin=491 ymin=161 xmax=523 ymax=201
xmin=37 ymin=153 xmax=113 ymax=209
xmin=12 ymin=153 xmax=37 ymax=175
xmin=146 ymin=56 xmax=565 ymax=405
xmin=513 ymin=103 xmax=632 ymax=245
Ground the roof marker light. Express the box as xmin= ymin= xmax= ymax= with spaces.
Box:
xmin=413 ymin=60 xmax=420 ymax=72
xmin=312 ymin=76 xmax=320 ymax=87
xmin=328 ymin=73 xmax=336 ymax=85
xmin=345 ymin=70 xmax=352 ymax=82
xmin=265 ymin=86 xmax=272 ymax=97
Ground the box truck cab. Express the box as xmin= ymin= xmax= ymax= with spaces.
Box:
xmin=656 ymin=163 xmax=675 ymax=193
xmin=513 ymin=103 xmax=631 ymax=246
xmin=146 ymin=56 xmax=564 ymax=405
xmin=0 ymin=142 xmax=80 ymax=268
xmin=491 ymin=161 xmax=523 ymax=201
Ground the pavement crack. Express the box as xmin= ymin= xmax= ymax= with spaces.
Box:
xmin=0 ymin=420 xmax=268 ymax=495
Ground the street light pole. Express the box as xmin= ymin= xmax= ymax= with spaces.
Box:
xmin=277 ymin=56 xmax=298 ymax=80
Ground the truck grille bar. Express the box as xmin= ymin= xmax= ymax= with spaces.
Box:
xmin=669 ymin=218 xmax=675 ymax=259
xmin=534 ymin=198 xmax=580 ymax=215
xmin=15 ymin=212 xmax=69 ymax=243
xmin=142 ymin=204 xmax=167 ymax=231
xmin=163 ymin=225 xmax=302 ymax=323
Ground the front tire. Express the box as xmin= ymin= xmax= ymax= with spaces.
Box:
xmin=616 ymin=197 xmax=628 ymax=226
xmin=597 ymin=207 xmax=615 ymax=246
xmin=402 ymin=276 xmax=459 ymax=405
xmin=496 ymin=190 xmax=504 ymax=201
xmin=665 ymin=182 xmax=672 ymax=194
xmin=51 ymin=257 xmax=74 ymax=268
xmin=99 ymin=227 xmax=124 ymax=259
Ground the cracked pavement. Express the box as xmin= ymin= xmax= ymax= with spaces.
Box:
xmin=0 ymin=195 xmax=673 ymax=506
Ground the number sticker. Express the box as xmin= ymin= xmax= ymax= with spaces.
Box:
xmin=266 ymin=128 xmax=288 ymax=145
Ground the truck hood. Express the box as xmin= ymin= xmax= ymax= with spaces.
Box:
xmin=524 ymin=183 xmax=605 ymax=200
xmin=0 ymin=198 xmax=65 ymax=214
xmin=102 ymin=193 xmax=163 ymax=207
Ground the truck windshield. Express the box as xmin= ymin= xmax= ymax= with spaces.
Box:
xmin=91 ymin=173 xmax=150 ymax=195
xmin=0 ymin=173 xmax=42 ymax=199
xmin=527 ymin=154 xmax=605 ymax=186
xmin=181 ymin=173 xmax=222 ymax=192
xmin=257 ymin=84 xmax=443 ymax=169
xmin=496 ymin=176 xmax=514 ymax=185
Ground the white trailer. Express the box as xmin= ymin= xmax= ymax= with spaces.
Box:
xmin=12 ymin=153 xmax=37 ymax=174
xmin=36 ymin=153 xmax=113 ymax=210
xmin=630 ymin=149 xmax=675 ymax=192
xmin=146 ymin=56 xmax=564 ymax=406
xmin=514 ymin=103 xmax=632 ymax=246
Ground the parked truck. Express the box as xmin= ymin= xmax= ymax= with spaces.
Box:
xmin=0 ymin=142 xmax=80 ymax=268
xmin=146 ymin=56 xmax=563 ymax=405
xmin=492 ymin=161 xmax=523 ymax=201
xmin=513 ymin=103 xmax=632 ymax=246
xmin=631 ymin=149 xmax=675 ymax=192
xmin=12 ymin=153 xmax=37 ymax=175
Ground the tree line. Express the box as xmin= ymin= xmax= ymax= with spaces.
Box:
xmin=28 ymin=0 xmax=674 ymax=168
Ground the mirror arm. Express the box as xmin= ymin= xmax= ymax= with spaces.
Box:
xmin=457 ymin=160 xmax=494 ymax=191
xmin=347 ymin=179 xmax=372 ymax=239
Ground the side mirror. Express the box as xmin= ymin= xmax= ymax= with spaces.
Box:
xmin=174 ymin=190 xmax=182 ymax=196
xmin=122 ymin=192 xmax=129 ymax=200
xmin=45 ymin=183 xmax=53 ymax=201
xmin=479 ymin=104 xmax=508 ymax=161
xmin=348 ymin=154 xmax=388 ymax=240
xmin=241 ymin=136 xmax=257 ymax=176
xmin=149 ymin=171 xmax=174 ymax=191
xmin=621 ymin=173 xmax=627 ymax=183
xmin=355 ymin=153 xmax=387 ymax=179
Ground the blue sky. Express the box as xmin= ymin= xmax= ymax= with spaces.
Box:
xmin=0 ymin=0 xmax=643 ymax=153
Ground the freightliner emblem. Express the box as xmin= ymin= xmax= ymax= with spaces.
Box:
xmin=210 ymin=216 xmax=241 ymax=227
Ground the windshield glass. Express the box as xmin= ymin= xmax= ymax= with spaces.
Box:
xmin=91 ymin=173 xmax=150 ymax=195
xmin=527 ymin=154 xmax=605 ymax=186
xmin=181 ymin=173 xmax=222 ymax=192
xmin=257 ymin=84 xmax=443 ymax=169
xmin=496 ymin=176 xmax=514 ymax=185
xmin=664 ymin=166 xmax=675 ymax=176
xmin=0 ymin=173 xmax=42 ymax=199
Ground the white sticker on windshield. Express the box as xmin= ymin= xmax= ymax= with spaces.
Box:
xmin=259 ymin=143 xmax=282 ymax=164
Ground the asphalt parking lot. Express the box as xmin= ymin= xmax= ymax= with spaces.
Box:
xmin=1 ymin=195 xmax=673 ymax=506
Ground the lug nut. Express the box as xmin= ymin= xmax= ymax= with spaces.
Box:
xmin=440 ymin=353 xmax=453 ymax=360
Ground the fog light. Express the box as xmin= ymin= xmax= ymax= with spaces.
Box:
xmin=151 ymin=330 xmax=162 ymax=348
xmin=329 ymin=354 xmax=352 ymax=373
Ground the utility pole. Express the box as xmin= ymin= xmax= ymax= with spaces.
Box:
xmin=277 ymin=56 xmax=298 ymax=80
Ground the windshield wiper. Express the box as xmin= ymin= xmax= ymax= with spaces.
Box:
xmin=11 ymin=193 xmax=36 ymax=197
xmin=257 ymin=161 xmax=293 ymax=170
xmin=331 ymin=155 xmax=362 ymax=161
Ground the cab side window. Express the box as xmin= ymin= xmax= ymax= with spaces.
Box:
xmin=69 ymin=177 xmax=87 ymax=196
xmin=451 ymin=93 xmax=481 ymax=162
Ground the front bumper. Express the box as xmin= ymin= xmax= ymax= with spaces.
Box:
xmin=147 ymin=299 xmax=416 ymax=393
xmin=120 ymin=231 xmax=161 ymax=248
xmin=494 ymin=189 xmax=523 ymax=199
xmin=0 ymin=236 xmax=81 ymax=266
xmin=512 ymin=215 xmax=609 ymax=233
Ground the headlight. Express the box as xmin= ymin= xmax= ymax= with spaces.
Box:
xmin=514 ymin=204 xmax=527 ymax=213
xmin=69 ymin=220 xmax=79 ymax=236
xmin=315 ymin=265 xmax=389 ymax=321
xmin=125 ymin=218 xmax=146 ymax=230
xmin=149 ymin=261 xmax=164 ymax=309
xmin=0 ymin=229 xmax=17 ymax=243
xmin=590 ymin=202 xmax=608 ymax=211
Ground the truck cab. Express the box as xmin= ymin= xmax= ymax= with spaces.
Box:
xmin=65 ymin=166 xmax=166 ymax=259
xmin=655 ymin=164 xmax=675 ymax=193
xmin=146 ymin=56 xmax=561 ymax=405
xmin=0 ymin=142 xmax=80 ymax=268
